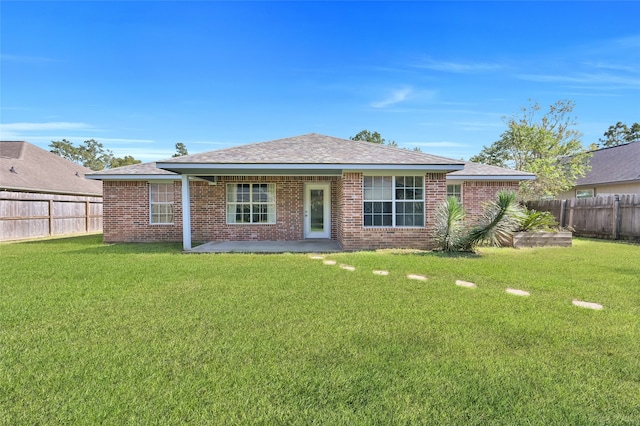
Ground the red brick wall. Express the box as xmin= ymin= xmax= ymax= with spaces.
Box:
xmin=103 ymin=176 xmax=339 ymax=243
xmin=462 ymin=181 xmax=520 ymax=223
xmin=103 ymin=181 xmax=183 ymax=242
xmin=338 ymin=172 xmax=448 ymax=250
xmin=103 ymin=176 xmax=521 ymax=249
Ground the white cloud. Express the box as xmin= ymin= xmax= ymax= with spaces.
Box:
xmin=370 ymin=87 xmax=413 ymax=108
xmin=0 ymin=121 xmax=92 ymax=132
xmin=516 ymin=72 xmax=640 ymax=88
xmin=415 ymin=58 xmax=503 ymax=73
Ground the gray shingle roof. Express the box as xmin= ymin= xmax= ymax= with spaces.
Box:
xmin=576 ymin=142 xmax=640 ymax=186
xmin=1 ymin=141 xmax=103 ymax=196
xmin=448 ymin=162 xmax=535 ymax=179
xmin=163 ymin=133 xmax=464 ymax=165
xmin=86 ymin=133 xmax=534 ymax=181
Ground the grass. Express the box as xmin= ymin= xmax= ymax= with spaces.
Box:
xmin=1 ymin=235 xmax=639 ymax=424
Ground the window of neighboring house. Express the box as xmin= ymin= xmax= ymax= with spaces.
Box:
xmin=150 ymin=183 xmax=174 ymax=224
xmin=363 ymin=176 xmax=424 ymax=227
xmin=226 ymin=183 xmax=276 ymax=224
xmin=447 ymin=184 xmax=462 ymax=203
xmin=576 ymin=189 xmax=594 ymax=199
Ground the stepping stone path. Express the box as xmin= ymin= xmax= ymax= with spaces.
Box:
xmin=407 ymin=274 xmax=427 ymax=281
xmin=573 ymin=300 xmax=604 ymax=310
xmin=506 ymin=288 xmax=530 ymax=296
xmin=456 ymin=280 xmax=477 ymax=288
xmin=307 ymin=257 xmax=604 ymax=311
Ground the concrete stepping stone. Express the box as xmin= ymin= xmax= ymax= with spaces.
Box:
xmin=322 ymin=260 xmax=336 ymax=265
xmin=407 ymin=274 xmax=427 ymax=281
xmin=373 ymin=270 xmax=389 ymax=276
xmin=340 ymin=264 xmax=356 ymax=271
xmin=572 ymin=300 xmax=603 ymax=310
xmin=309 ymin=255 xmax=324 ymax=260
xmin=456 ymin=280 xmax=477 ymax=288
xmin=506 ymin=288 xmax=530 ymax=296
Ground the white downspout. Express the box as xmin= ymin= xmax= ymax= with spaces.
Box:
xmin=181 ymin=174 xmax=192 ymax=250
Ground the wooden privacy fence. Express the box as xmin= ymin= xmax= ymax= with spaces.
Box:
xmin=0 ymin=191 xmax=103 ymax=241
xmin=528 ymin=194 xmax=640 ymax=241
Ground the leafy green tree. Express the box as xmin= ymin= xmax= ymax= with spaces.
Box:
xmin=109 ymin=155 xmax=142 ymax=168
xmin=469 ymin=99 xmax=591 ymax=201
xmin=350 ymin=129 xmax=397 ymax=146
xmin=599 ymin=122 xmax=640 ymax=147
xmin=49 ymin=139 xmax=140 ymax=171
xmin=173 ymin=142 xmax=188 ymax=157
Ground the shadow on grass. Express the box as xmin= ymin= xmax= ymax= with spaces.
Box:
xmin=4 ymin=234 xmax=185 ymax=255
xmin=389 ymin=249 xmax=482 ymax=259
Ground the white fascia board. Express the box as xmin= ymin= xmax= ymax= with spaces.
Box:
xmin=156 ymin=163 xmax=465 ymax=173
xmin=447 ymin=175 xmax=536 ymax=181
xmin=86 ymin=174 xmax=181 ymax=181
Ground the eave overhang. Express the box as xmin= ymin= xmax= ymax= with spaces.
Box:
xmin=446 ymin=175 xmax=536 ymax=181
xmin=154 ymin=162 xmax=465 ymax=176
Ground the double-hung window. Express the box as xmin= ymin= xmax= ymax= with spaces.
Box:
xmin=363 ymin=176 xmax=424 ymax=227
xmin=447 ymin=184 xmax=462 ymax=203
xmin=150 ymin=183 xmax=174 ymax=224
xmin=226 ymin=183 xmax=276 ymax=224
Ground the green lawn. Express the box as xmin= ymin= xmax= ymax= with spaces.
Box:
xmin=1 ymin=236 xmax=639 ymax=425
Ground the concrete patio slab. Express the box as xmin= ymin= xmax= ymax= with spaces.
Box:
xmin=188 ymin=239 xmax=342 ymax=253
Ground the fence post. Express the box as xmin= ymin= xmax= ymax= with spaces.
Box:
xmin=85 ymin=201 xmax=90 ymax=232
xmin=612 ymin=195 xmax=621 ymax=240
xmin=48 ymin=199 xmax=54 ymax=236
xmin=568 ymin=198 xmax=575 ymax=229
xmin=559 ymin=199 xmax=567 ymax=227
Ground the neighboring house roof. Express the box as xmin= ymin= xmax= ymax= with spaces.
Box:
xmin=0 ymin=141 xmax=103 ymax=196
xmin=575 ymin=142 xmax=640 ymax=186
xmin=447 ymin=162 xmax=535 ymax=181
xmin=86 ymin=133 xmax=534 ymax=181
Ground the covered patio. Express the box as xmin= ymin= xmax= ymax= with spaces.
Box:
xmin=188 ymin=239 xmax=342 ymax=253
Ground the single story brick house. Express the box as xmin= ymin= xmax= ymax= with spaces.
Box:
xmin=88 ymin=134 xmax=534 ymax=250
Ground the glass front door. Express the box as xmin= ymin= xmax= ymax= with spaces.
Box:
xmin=304 ymin=183 xmax=331 ymax=238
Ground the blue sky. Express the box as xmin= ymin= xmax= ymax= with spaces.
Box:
xmin=1 ymin=1 xmax=639 ymax=163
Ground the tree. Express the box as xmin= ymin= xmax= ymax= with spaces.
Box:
xmin=350 ymin=129 xmax=397 ymax=146
xmin=469 ymin=99 xmax=592 ymax=201
xmin=109 ymin=155 xmax=142 ymax=168
xmin=599 ymin=122 xmax=640 ymax=147
xmin=49 ymin=139 xmax=140 ymax=171
xmin=173 ymin=142 xmax=188 ymax=157
xmin=350 ymin=130 xmax=384 ymax=144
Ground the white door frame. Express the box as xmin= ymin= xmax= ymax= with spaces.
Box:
xmin=304 ymin=182 xmax=331 ymax=239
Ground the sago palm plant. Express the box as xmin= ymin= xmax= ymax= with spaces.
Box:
xmin=460 ymin=191 xmax=526 ymax=251
xmin=433 ymin=196 xmax=466 ymax=252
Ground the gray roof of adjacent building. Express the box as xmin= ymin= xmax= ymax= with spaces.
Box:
xmin=0 ymin=141 xmax=103 ymax=196
xmin=575 ymin=142 xmax=640 ymax=186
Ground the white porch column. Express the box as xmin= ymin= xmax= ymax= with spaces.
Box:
xmin=181 ymin=174 xmax=192 ymax=250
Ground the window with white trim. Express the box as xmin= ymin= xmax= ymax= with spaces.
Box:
xmin=363 ymin=176 xmax=424 ymax=227
xmin=150 ymin=183 xmax=174 ymax=224
xmin=226 ymin=183 xmax=276 ymax=224
xmin=447 ymin=184 xmax=462 ymax=203
xmin=576 ymin=189 xmax=594 ymax=199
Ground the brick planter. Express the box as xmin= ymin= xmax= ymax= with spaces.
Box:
xmin=511 ymin=231 xmax=572 ymax=248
